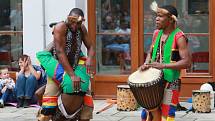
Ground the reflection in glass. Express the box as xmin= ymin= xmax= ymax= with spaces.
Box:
xmin=0 ymin=0 xmax=23 ymax=31
xmin=96 ymin=0 xmax=130 ymax=32
xmin=187 ymin=35 xmax=209 ymax=73
xmin=10 ymin=2 xmax=23 ymax=31
xmin=0 ymin=0 xmax=10 ymax=30
xmin=0 ymin=34 xmax=23 ymax=70
xmin=0 ymin=0 xmax=23 ymax=71
xmin=96 ymin=34 xmax=131 ymax=75
xmin=143 ymin=0 xmax=209 ymax=73
xmin=96 ymin=0 xmax=130 ymax=75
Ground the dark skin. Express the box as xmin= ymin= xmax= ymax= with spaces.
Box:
xmin=40 ymin=13 xmax=93 ymax=121
xmin=53 ymin=12 xmax=94 ymax=92
xmin=140 ymin=12 xmax=191 ymax=71
xmin=140 ymin=12 xmax=191 ymax=121
xmin=53 ymin=14 xmax=93 ymax=121
xmin=41 ymin=12 xmax=94 ymax=121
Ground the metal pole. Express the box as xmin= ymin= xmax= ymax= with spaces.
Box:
xmin=42 ymin=0 xmax=46 ymax=49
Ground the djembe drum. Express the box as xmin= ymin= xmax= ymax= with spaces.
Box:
xmin=128 ymin=68 xmax=165 ymax=110
xmin=117 ymin=85 xmax=138 ymax=111
xmin=192 ymin=90 xmax=211 ymax=113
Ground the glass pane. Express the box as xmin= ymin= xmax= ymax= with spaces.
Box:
xmin=0 ymin=0 xmax=22 ymax=31
xmin=96 ymin=34 xmax=131 ymax=75
xmin=0 ymin=0 xmax=23 ymax=71
xmin=0 ymin=34 xmax=23 ymax=70
xmin=187 ymin=35 xmax=209 ymax=73
xmin=96 ymin=0 xmax=131 ymax=75
xmin=96 ymin=0 xmax=130 ymax=33
xmin=143 ymin=0 xmax=209 ymax=73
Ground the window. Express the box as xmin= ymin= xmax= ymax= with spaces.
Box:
xmin=143 ymin=0 xmax=209 ymax=73
xmin=0 ymin=0 xmax=23 ymax=71
xmin=96 ymin=0 xmax=131 ymax=75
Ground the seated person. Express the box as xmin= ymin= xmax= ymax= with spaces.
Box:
xmin=0 ymin=67 xmax=16 ymax=108
xmin=103 ymin=20 xmax=131 ymax=71
xmin=15 ymin=54 xmax=46 ymax=108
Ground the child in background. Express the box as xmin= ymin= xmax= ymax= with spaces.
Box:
xmin=0 ymin=67 xmax=15 ymax=108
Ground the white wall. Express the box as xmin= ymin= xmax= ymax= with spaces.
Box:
xmin=44 ymin=0 xmax=77 ymax=46
xmin=76 ymin=0 xmax=88 ymax=54
xmin=23 ymin=0 xmax=88 ymax=64
xmin=23 ymin=0 xmax=44 ymax=63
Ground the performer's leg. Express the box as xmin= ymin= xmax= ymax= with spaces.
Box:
xmin=141 ymin=108 xmax=153 ymax=121
xmin=150 ymin=108 xmax=161 ymax=121
xmin=37 ymin=51 xmax=91 ymax=120
xmin=41 ymin=77 xmax=60 ymax=115
xmin=35 ymin=85 xmax=46 ymax=106
xmin=80 ymin=89 xmax=94 ymax=121
xmin=161 ymin=80 xmax=180 ymax=121
xmin=38 ymin=77 xmax=60 ymax=121
xmin=79 ymin=78 xmax=93 ymax=121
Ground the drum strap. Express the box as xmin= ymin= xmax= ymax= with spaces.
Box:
xmin=58 ymin=94 xmax=82 ymax=119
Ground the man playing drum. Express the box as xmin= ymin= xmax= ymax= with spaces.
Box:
xmin=140 ymin=2 xmax=191 ymax=121
xmin=36 ymin=8 xmax=94 ymax=121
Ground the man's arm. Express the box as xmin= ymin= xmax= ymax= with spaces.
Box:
xmin=81 ymin=25 xmax=94 ymax=58
xmin=44 ymin=41 xmax=54 ymax=52
xmin=81 ymin=25 xmax=95 ymax=76
xmin=140 ymin=31 xmax=157 ymax=71
xmin=144 ymin=46 xmax=153 ymax=64
xmin=166 ymin=36 xmax=192 ymax=69
xmin=53 ymin=22 xmax=75 ymax=77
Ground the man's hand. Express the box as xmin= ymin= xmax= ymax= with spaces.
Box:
xmin=86 ymin=57 xmax=95 ymax=78
xmin=45 ymin=41 xmax=54 ymax=52
xmin=86 ymin=57 xmax=92 ymax=67
xmin=71 ymin=75 xmax=81 ymax=92
xmin=140 ymin=63 xmax=150 ymax=71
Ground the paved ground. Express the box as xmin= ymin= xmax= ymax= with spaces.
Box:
xmin=0 ymin=100 xmax=215 ymax=121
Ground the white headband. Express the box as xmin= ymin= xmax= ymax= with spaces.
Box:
xmin=150 ymin=1 xmax=177 ymax=22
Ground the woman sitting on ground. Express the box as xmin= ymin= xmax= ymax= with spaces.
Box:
xmin=15 ymin=54 xmax=42 ymax=108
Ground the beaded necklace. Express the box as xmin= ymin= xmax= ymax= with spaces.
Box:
xmin=53 ymin=24 xmax=82 ymax=70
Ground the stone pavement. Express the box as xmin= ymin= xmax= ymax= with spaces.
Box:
xmin=0 ymin=100 xmax=215 ymax=121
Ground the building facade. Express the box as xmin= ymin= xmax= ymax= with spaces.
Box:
xmin=0 ymin=0 xmax=87 ymax=70
xmin=0 ymin=0 xmax=213 ymax=100
xmin=88 ymin=0 xmax=213 ymax=101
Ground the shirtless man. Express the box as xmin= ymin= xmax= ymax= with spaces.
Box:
xmin=37 ymin=8 xmax=94 ymax=121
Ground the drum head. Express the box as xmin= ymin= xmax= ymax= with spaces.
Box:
xmin=192 ymin=90 xmax=210 ymax=93
xmin=128 ymin=68 xmax=161 ymax=84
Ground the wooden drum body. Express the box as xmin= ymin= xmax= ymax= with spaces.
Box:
xmin=128 ymin=68 xmax=165 ymax=110
xmin=117 ymin=85 xmax=138 ymax=111
xmin=192 ymin=90 xmax=211 ymax=113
